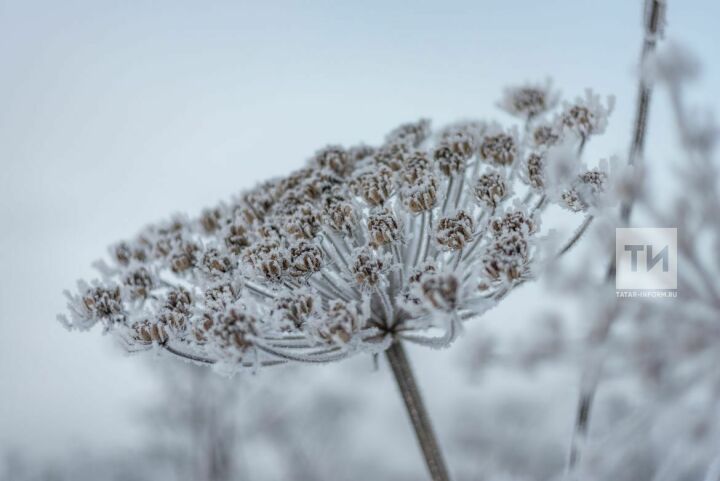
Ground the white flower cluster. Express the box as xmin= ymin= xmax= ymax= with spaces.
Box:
xmin=59 ymin=83 xmax=612 ymax=372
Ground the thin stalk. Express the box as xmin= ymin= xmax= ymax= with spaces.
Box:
xmin=566 ymin=1 xmax=664 ymax=474
xmin=385 ymin=341 xmax=451 ymax=481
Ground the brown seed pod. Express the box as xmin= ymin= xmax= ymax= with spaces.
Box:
xmin=208 ymin=308 xmax=258 ymax=352
xmin=316 ymin=300 xmax=365 ymax=344
xmin=526 ymin=152 xmax=545 ymax=189
xmin=480 ymin=133 xmax=517 ymax=166
xmin=421 ymin=273 xmax=459 ymax=312
xmin=367 ymin=208 xmax=400 ymax=247
xmin=204 ymin=283 xmax=239 ymax=312
xmin=271 ymin=291 xmax=317 ymax=329
xmin=508 ymin=87 xmax=550 ymax=118
xmin=443 ymin=130 xmax=476 ymax=159
xmin=402 ymin=175 xmax=439 ymax=214
xmin=112 ymin=241 xmax=147 ymax=266
xmin=401 ymin=150 xmax=432 ymax=184
xmin=384 ymin=119 xmax=431 ymax=147
xmin=323 ymin=200 xmax=356 ymax=236
xmin=313 ymin=145 xmax=352 ymax=177
xmin=562 ymin=105 xmax=594 ymax=136
xmin=433 ymin=143 xmax=465 ymax=176
xmin=201 ymin=248 xmax=234 ymax=276
xmin=374 ymin=142 xmax=411 ymax=171
xmin=223 ymin=222 xmax=250 ymax=254
xmin=170 ymin=242 xmax=199 ymax=273
xmin=350 ymin=249 xmax=384 ymax=288
xmin=532 ymin=124 xmax=560 ymax=147
xmin=288 ymin=241 xmax=323 ymax=277
xmin=483 ymin=232 xmax=529 ymax=281
xmin=133 ymin=319 xmax=168 ymax=345
xmin=122 ymin=267 xmax=154 ymax=299
xmin=561 ymin=169 xmax=607 ymax=212
xmin=490 ymin=210 xmax=536 ymax=237
xmin=200 ymin=207 xmax=223 ymax=234
xmin=436 ymin=211 xmax=474 ymax=251
xmin=243 ymin=240 xmax=289 ymax=282
xmin=474 ymin=172 xmax=507 ymax=208
xmin=351 ymin=167 xmax=394 ymax=206
xmin=284 ymin=204 xmax=322 ymax=240
xmin=82 ymin=286 xmax=125 ymax=322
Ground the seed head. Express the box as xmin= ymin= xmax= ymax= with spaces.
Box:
xmin=288 ymin=241 xmax=324 ymax=277
xmin=420 ymin=272 xmax=460 ymax=313
xmin=350 ymin=248 xmax=385 ymax=289
xmin=479 ymin=130 xmax=517 ymax=166
xmin=436 ymin=211 xmax=475 ymax=251
xmin=401 ymin=174 xmax=439 ymax=213
xmin=60 ymin=82 xmax=611 ymax=370
xmin=499 ymin=81 xmax=559 ymax=119
xmin=367 ymin=208 xmax=401 ymax=247
xmin=474 ymin=172 xmax=508 ymax=208
xmin=271 ymin=289 xmax=318 ymax=330
xmin=351 ymin=166 xmax=394 ymax=206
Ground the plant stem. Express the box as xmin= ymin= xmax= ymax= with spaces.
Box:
xmin=566 ymin=2 xmax=665 ymax=474
xmin=385 ymin=341 xmax=451 ymax=481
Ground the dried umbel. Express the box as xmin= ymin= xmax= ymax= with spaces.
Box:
xmin=436 ymin=211 xmax=474 ymax=251
xmin=350 ymin=248 xmax=385 ymax=289
xmin=288 ymin=241 xmax=323 ymax=277
xmin=561 ymin=169 xmax=608 ymax=212
xmin=559 ymin=90 xmax=614 ymax=139
xmin=401 ymin=174 xmax=439 ymax=213
xmin=351 ymin=167 xmax=394 ymax=206
xmin=271 ymin=290 xmax=317 ymax=330
xmin=474 ymin=172 xmax=507 ymax=208
xmin=419 ymin=272 xmax=460 ymax=313
xmin=482 ymin=232 xmax=530 ymax=282
xmin=499 ymin=81 xmax=559 ymax=120
xmin=60 ymin=82 xmax=611 ymax=371
xmin=367 ymin=208 xmax=400 ymax=247
xmin=525 ymin=152 xmax=545 ymax=189
xmin=532 ymin=123 xmax=561 ymax=147
xmin=479 ymin=130 xmax=518 ymax=166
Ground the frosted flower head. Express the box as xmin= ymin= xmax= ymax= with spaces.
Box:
xmin=436 ymin=211 xmax=475 ymax=251
xmin=350 ymin=247 xmax=387 ymax=289
xmin=59 ymin=83 xmax=611 ymax=371
xmin=401 ymin=173 xmax=439 ymax=213
xmin=482 ymin=231 xmax=530 ymax=283
xmin=499 ymin=80 xmax=559 ymax=120
xmin=560 ymin=167 xmax=609 ymax=212
xmin=479 ymin=126 xmax=519 ymax=166
xmin=558 ymin=90 xmax=615 ymax=139
xmin=367 ymin=208 xmax=401 ymax=247
xmin=474 ymin=171 xmax=508 ymax=208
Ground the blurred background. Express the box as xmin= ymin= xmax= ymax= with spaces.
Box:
xmin=1 ymin=0 xmax=718 ymax=479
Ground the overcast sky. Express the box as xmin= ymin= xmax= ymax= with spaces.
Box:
xmin=1 ymin=0 xmax=718 ymax=462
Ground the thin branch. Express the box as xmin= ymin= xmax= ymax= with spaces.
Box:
xmin=557 ymin=215 xmax=594 ymax=258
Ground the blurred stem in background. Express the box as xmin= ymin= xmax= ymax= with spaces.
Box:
xmin=386 ymin=341 xmax=451 ymax=481
xmin=566 ymin=0 xmax=666 ymax=475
